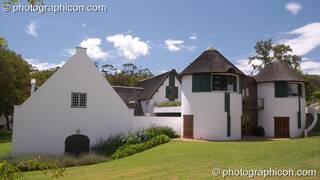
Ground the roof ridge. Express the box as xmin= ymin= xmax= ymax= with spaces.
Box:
xmin=113 ymin=86 xmax=144 ymax=89
xmin=138 ymin=70 xmax=172 ymax=83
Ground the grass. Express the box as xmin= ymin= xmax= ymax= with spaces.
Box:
xmin=0 ymin=129 xmax=12 ymax=158
xmin=23 ymin=136 xmax=320 ymax=179
xmin=156 ymin=101 xmax=181 ymax=107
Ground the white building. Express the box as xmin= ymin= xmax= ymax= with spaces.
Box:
xmin=180 ymin=48 xmax=244 ymax=140
xmin=255 ymin=61 xmax=306 ymax=138
xmin=113 ymin=69 xmax=182 ymax=116
xmin=12 ymin=47 xmax=133 ymax=155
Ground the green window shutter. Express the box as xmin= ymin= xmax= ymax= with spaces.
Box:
xmin=297 ymin=98 xmax=301 ymax=129
xmin=192 ymin=73 xmax=211 ymax=92
xmin=239 ymin=77 xmax=243 ymax=94
xmin=173 ymin=87 xmax=178 ymax=98
xmin=165 ymin=86 xmax=171 ymax=98
xmin=169 ymin=74 xmax=175 ymax=87
xmin=225 ymin=92 xmax=231 ymax=137
xmin=275 ymin=82 xmax=288 ymax=98
xmin=298 ymin=84 xmax=302 ymax=97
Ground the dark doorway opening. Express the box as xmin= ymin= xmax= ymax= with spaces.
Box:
xmin=65 ymin=134 xmax=90 ymax=156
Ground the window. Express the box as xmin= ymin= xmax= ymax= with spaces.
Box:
xmin=166 ymin=86 xmax=178 ymax=100
xmin=275 ymin=82 xmax=303 ymax=97
xmin=71 ymin=92 xmax=87 ymax=108
xmin=192 ymin=73 xmax=211 ymax=92
xmin=212 ymin=75 xmax=237 ymax=92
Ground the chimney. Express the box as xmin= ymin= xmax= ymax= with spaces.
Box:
xmin=75 ymin=47 xmax=87 ymax=55
xmin=31 ymin=79 xmax=36 ymax=95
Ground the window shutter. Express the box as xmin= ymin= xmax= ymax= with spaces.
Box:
xmin=192 ymin=73 xmax=211 ymax=92
xmin=239 ymin=77 xmax=243 ymax=94
xmin=165 ymin=86 xmax=171 ymax=98
xmin=173 ymin=87 xmax=178 ymax=98
xmin=169 ymin=74 xmax=175 ymax=87
xmin=275 ymin=82 xmax=288 ymax=97
xmin=298 ymin=84 xmax=302 ymax=97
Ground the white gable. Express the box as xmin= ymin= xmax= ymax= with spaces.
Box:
xmin=13 ymin=47 xmax=133 ymax=154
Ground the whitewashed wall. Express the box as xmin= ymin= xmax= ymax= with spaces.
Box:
xmin=141 ymin=77 xmax=181 ymax=115
xmin=181 ymin=75 xmax=242 ymax=140
xmin=13 ymin=48 xmax=133 ymax=155
xmin=132 ymin=116 xmax=182 ymax=136
xmin=257 ymin=82 xmax=306 ymax=138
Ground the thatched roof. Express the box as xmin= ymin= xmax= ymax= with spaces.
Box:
xmin=112 ymin=86 xmax=144 ymax=107
xmin=181 ymin=49 xmax=244 ymax=76
xmin=136 ymin=69 xmax=180 ymax=100
xmin=255 ymin=61 xmax=304 ymax=83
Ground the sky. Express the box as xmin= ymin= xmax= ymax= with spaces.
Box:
xmin=1 ymin=0 xmax=320 ymax=75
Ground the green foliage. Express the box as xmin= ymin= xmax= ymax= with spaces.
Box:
xmin=303 ymin=74 xmax=320 ymax=101
xmin=0 ymin=37 xmax=8 ymax=49
xmin=30 ymin=67 xmax=59 ymax=86
xmin=0 ymin=160 xmax=23 ymax=180
xmin=3 ymin=0 xmax=43 ymax=5
xmin=0 ymin=48 xmax=31 ymax=129
xmin=249 ymin=39 xmax=301 ymax=71
xmin=156 ymin=101 xmax=181 ymax=107
xmin=312 ymin=91 xmax=320 ymax=99
xmin=0 ymin=130 xmax=12 ymax=143
xmin=0 ymin=156 xmax=64 ymax=179
xmin=112 ymin=134 xmax=170 ymax=159
xmin=92 ymin=126 xmax=177 ymax=156
xmin=102 ymin=63 xmax=153 ymax=86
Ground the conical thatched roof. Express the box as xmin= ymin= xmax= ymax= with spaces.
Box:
xmin=255 ymin=61 xmax=304 ymax=83
xmin=181 ymin=49 xmax=244 ymax=76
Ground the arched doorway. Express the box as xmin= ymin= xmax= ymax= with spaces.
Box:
xmin=65 ymin=134 xmax=90 ymax=156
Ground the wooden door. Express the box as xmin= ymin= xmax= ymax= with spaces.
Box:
xmin=274 ymin=117 xmax=290 ymax=138
xmin=183 ymin=115 xmax=193 ymax=139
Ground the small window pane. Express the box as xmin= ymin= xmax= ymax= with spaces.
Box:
xmin=212 ymin=75 xmax=237 ymax=92
xmin=287 ymin=83 xmax=298 ymax=96
xmin=71 ymin=92 xmax=87 ymax=108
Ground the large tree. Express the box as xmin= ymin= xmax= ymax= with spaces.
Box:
xmin=249 ymin=39 xmax=301 ymax=70
xmin=0 ymin=48 xmax=31 ymax=130
xmin=102 ymin=63 xmax=153 ymax=87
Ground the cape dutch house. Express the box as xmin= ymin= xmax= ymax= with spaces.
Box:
xmin=12 ymin=46 xmax=307 ymax=155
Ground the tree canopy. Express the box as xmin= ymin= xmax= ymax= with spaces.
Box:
xmin=249 ymin=39 xmax=301 ymax=70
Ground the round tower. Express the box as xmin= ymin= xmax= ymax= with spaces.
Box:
xmin=180 ymin=48 xmax=245 ymax=140
xmin=255 ymin=61 xmax=306 ymax=138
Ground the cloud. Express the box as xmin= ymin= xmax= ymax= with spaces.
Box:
xmin=235 ymin=58 xmax=262 ymax=75
xmin=26 ymin=58 xmax=65 ymax=71
xmin=164 ymin=39 xmax=197 ymax=52
xmin=279 ymin=22 xmax=320 ymax=56
xmin=189 ymin=34 xmax=197 ymax=40
xmin=80 ymin=38 xmax=109 ymax=60
xmin=301 ymin=59 xmax=320 ymax=75
xmin=164 ymin=39 xmax=184 ymax=52
xmin=106 ymin=34 xmax=150 ymax=60
xmin=82 ymin=23 xmax=87 ymax=28
xmin=25 ymin=21 xmax=38 ymax=37
xmin=285 ymin=2 xmax=302 ymax=15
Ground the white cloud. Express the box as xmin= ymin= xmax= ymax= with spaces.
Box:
xmin=279 ymin=22 xmax=320 ymax=56
xmin=25 ymin=21 xmax=38 ymax=37
xmin=26 ymin=58 xmax=65 ymax=71
xmin=189 ymin=34 xmax=197 ymax=40
xmin=301 ymin=59 xmax=320 ymax=75
xmin=80 ymin=38 xmax=109 ymax=60
xmin=286 ymin=2 xmax=302 ymax=15
xmin=106 ymin=34 xmax=150 ymax=60
xmin=235 ymin=58 xmax=262 ymax=75
xmin=82 ymin=23 xmax=87 ymax=28
xmin=164 ymin=39 xmax=184 ymax=52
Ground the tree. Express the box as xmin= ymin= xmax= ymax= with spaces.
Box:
xmin=3 ymin=0 xmax=43 ymax=5
xmin=0 ymin=37 xmax=8 ymax=49
xmin=30 ymin=67 xmax=59 ymax=86
xmin=0 ymin=48 xmax=31 ymax=130
xmin=102 ymin=63 xmax=153 ymax=87
xmin=249 ymin=39 xmax=301 ymax=70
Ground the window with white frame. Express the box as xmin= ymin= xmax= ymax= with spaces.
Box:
xmin=71 ymin=92 xmax=87 ymax=108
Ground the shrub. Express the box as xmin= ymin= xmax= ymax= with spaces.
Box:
xmin=254 ymin=126 xmax=265 ymax=136
xmin=92 ymin=126 xmax=178 ymax=156
xmin=112 ymin=134 xmax=170 ymax=159
xmin=0 ymin=161 xmax=23 ymax=180
xmin=156 ymin=101 xmax=181 ymax=107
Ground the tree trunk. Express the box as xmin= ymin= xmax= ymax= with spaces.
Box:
xmin=4 ymin=113 xmax=10 ymax=130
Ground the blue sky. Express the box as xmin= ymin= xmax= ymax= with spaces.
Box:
xmin=1 ymin=0 xmax=320 ymax=75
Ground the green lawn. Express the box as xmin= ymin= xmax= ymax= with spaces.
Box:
xmin=0 ymin=129 xmax=12 ymax=157
xmin=24 ymin=136 xmax=320 ymax=179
